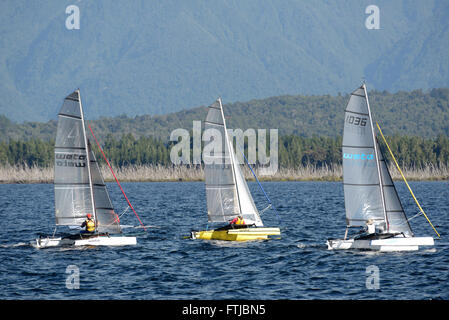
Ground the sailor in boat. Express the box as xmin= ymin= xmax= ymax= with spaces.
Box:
xmin=214 ymin=215 xmax=251 ymax=231
xmin=80 ymin=213 xmax=95 ymax=233
xmin=230 ymin=215 xmax=245 ymax=228
xmin=354 ymin=219 xmax=391 ymax=240
xmin=366 ymin=219 xmax=375 ymax=234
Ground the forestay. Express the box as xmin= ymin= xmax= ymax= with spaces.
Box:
xmin=203 ymin=99 xmax=263 ymax=226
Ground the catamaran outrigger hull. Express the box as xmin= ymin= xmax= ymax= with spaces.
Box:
xmin=191 ymin=227 xmax=281 ymax=241
xmin=33 ymin=234 xmax=137 ymax=249
xmin=326 ymin=236 xmax=434 ymax=252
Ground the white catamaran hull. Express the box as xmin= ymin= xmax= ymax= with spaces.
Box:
xmin=326 ymin=236 xmax=434 ymax=252
xmin=33 ymin=235 xmax=137 ymax=249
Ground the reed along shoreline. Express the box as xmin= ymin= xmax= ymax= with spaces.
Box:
xmin=1 ymin=164 xmax=449 ymax=184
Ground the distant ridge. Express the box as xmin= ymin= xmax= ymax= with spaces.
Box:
xmin=1 ymin=88 xmax=448 ymax=142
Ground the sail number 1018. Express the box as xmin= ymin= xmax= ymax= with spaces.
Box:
xmin=346 ymin=115 xmax=367 ymax=126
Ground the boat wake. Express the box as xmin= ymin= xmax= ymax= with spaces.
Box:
xmin=296 ymin=242 xmax=326 ymax=249
xmin=0 ymin=242 xmax=30 ymax=248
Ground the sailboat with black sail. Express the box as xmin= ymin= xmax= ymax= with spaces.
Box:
xmin=34 ymin=90 xmax=138 ymax=248
xmin=190 ymin=98 xmax=280 ymax=241
xmin=326 ymin=83 xmax=438 ymax=251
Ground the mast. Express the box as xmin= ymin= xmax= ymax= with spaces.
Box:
xmin=363 ymin=84 xmax=389 ymax=232
xmin=218 ymin=97 xmax=242 ymax=215
xmin=78 ymin=89 xmax=97 ymax=227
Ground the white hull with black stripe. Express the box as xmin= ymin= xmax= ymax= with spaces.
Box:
xmin=33 ymin=233 xmax=137 ymax=249
xmin=327 ymin=235 xmax=434 ymax=252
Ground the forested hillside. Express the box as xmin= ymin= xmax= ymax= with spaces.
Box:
xmin=1 ymin=88 xmax=449 ymax=142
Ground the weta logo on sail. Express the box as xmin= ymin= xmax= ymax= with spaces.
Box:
xmin=343 ymin=153 xmax=374 ymax=160
xmin=55 ymin=153 xmax=86 ymax=167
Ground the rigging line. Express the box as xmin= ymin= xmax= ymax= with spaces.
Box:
xmin=119 ymin=206 xmax=130 ymax=218
xmin=52 ymin=226 xmax=57 ymax=238
xmin=241 ymin=151 xmax=281 ymax=223
xmin=392 ymin=212 xmax=423 ymax=227
xmin=407 ymin=212 xmax=423 ymax=223
xmin=376 ymin=122 xmax=440 ymax=238
xmin=88 ymin=124 xmax=147 ymax=232
xmin=259 ymin=204 xmax=272 ymax=215
xmin=103 ymin=206 xmax=130 ymax=227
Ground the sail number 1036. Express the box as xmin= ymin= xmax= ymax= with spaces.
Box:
xmin=346 ymin=115 xmax=367 ymax=126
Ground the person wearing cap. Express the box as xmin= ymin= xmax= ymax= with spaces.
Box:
xmin=81 ymin=213 xmax=95 ymax=233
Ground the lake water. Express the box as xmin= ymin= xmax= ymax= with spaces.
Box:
xmin=0 ymin=181 xmax=448 ymax=300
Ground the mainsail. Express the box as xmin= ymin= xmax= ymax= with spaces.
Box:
xmin=342 ymin=84 xmax=412 ymax=236
xmin=203 ymin=99 xmax=263 ymax=226
xmin=54 ymin=91 xmax=92 ymax=226
xmin=54 ymin=90 xmax=121 ymax=234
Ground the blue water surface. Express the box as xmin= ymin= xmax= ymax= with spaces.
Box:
xmin=0 ymin=181 xmax=448 ymax=300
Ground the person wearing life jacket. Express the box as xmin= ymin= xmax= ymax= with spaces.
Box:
xmin=230 ymin=215 xmax=245 ymax=227
xmin=81 ymin=213 xmax=96 ymax=233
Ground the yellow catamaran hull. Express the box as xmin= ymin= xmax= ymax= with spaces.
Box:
xmin=191 ymin=227 xmax=281 ymax=241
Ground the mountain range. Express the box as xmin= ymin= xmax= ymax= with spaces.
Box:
xmin=0 ymin=0 xmax=448 ymax=122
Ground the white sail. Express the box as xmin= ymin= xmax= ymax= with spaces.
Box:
xmin=204 ymin=99 xmax=240 ymax=223
xmin=229 ymin=133 xmax=263 ymax=226
xmin=204 ymin=98 xmax=263 ymax=226
xmin=54 ymin=91 xmax=93 ymax=226
xmin=54 ymin=90 xmax=121 ymax=233
xmin=343 ymin=84 xmax=412 ymax=235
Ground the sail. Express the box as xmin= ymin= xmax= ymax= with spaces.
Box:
xmin=377 ymin=141 xmax=413 ymax=236
xmin=343 ymin=85 xmax=414 ymax=235
xmin=54 ymin=91 xmax=93 ymax=226
xmin=204 ymin=100 xmax=239 ymax=223
xmin=88 ymin=141 xmax=122 ymax=234
xmin=229 ymin=135 xmax=263 ymax=226
xmin=203 ymin=99 xmax=263 ymax=226
xmin=342 ymin=86 xmax=385 ymax=227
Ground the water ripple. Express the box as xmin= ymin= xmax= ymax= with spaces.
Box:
xmin=0 ymin=181 xmax=447 ymax=299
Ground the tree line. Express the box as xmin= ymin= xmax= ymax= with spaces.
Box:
xmin=2 ymin=133 xmax=449 ymax=169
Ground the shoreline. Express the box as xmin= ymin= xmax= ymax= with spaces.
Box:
xmin=1 ymin=164 xmax=448 ymax=184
